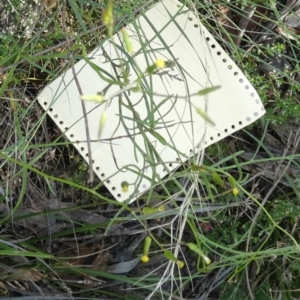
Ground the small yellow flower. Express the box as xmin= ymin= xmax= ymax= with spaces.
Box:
xmin=155 ymin=59 xmax=165 ymax=69
xmin=176 ymin=260 xmax=185 ymax=269
xmin=232 ymin=188 xmax=239 ymax=195
xmin=158 ymin=205 xmax=165 ymax=212
xmin=203 ymin=256 xmax=211 ymax=265
xmin=141 ymin=255 xmax=149 ymax=263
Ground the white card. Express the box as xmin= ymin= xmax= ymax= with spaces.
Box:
xmin=38 ymin=0 xmax=265 ymax=202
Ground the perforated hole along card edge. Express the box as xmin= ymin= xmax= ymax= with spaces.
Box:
xmin=37 ymin=0 xmax=265 ymax=202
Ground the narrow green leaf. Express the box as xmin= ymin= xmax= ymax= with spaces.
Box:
xmin=149 ymin=130 xmax=167 ymax=145
xmin=0 ymin=250 xmax=53 ymax=258
xmin=121 ymin=28 xmax=133 ymax=54
xmin=197 ymin=85 xmax=221 ymax=96
xmin=195 ymin=107 xmax=216 ymax=126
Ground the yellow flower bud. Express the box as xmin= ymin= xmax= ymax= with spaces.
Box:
xmin=158 ymin=205 xmax=165 ymax=212
xmin=203 ymin=256 xmax=211 ymax=265
xmin=155 ymin=59 xmax=165 ymax=69
xmin=141 ymin=255 xmax=149 ymax=263
xmin=232 ymin=188 xmax=239 ymax=195
xmin=176 ymin=260 xmax=185 ymax=269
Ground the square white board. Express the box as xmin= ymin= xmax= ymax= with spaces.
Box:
xmin=38 ymin=0 xmax=265 ymax=202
